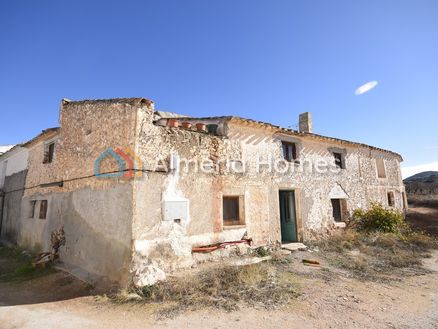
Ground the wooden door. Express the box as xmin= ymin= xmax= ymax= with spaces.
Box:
xmin=279 ymin=191 xmax=298 ymax=242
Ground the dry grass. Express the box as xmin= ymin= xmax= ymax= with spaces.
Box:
xmin=111 ymin=207 xmax=437 ymax=317
xmin=115 ymin=262 xmax=299 ymax=317
xmin=315 ymin=229 xmax=437 ymax=280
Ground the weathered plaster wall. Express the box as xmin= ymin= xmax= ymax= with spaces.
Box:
xmin=0 ymin=147 xmax=28 ymax=189
xmin=13 ymin=97 xmax=404 ymax=288
xmin=131 ymin=109 xmax=244 ymax=285
xmin=19 ymin=184 xmax=133 ymax=284
xmin=0 ymin=170 xmax=27 ymax=243
xmin=4 ymin=148 xmax=29 ymax=176
xmin=21 ymin=99 xmax=154 ymax=285
xmin=226 ymin=122 xmax=405 ymax=240
xmin=130 ymin=115 xmax=405 ymax=285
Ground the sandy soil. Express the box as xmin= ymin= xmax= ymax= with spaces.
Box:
xmin=1 ymin=205 xmax=437 ymax=329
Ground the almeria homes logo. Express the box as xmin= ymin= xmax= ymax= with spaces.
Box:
xmin=94 ymin=145 xmax=346 ymax=178
xmin=94 ymin=147 xmax=142 ymax=179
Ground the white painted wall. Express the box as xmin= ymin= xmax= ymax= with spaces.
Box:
xmin=0 ymin=147 xmax=29 ymax=189
xmin=0 ymin=160 xmax=6 ymax=188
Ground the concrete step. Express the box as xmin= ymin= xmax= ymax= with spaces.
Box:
xmin=282 ymin=242 xmax=307 ymax=252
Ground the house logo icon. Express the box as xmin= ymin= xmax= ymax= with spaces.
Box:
xmin=94 ymin=147 xmax=142 ymax=179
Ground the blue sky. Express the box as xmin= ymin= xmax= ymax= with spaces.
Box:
xmin=1 ymin=0 xmax=437 ymax=168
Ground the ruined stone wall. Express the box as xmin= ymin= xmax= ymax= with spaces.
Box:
xmin=131 ymin=109 xmax=242 ymax=285
xmin=24 ymin=99 xmax=152 ymax=196
xmin=20 ymin=99 xmax=154 ymax=285
xmin=24 ymin=133 xmax=60 ymax=196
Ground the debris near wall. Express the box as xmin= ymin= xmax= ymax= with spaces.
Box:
xmin=191 ymin=238 xmax=252 ymax=253
xmin=32 ymin=226 xmax=66 ymax=268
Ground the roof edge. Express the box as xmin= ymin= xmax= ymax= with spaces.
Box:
xmin=21 ymin=127 xmax=60 ymax=148
xmin=227 ymin=117 xmax=402 ymax=160
xmin=61 ymin=97 xmax=154 ymax=107
xmin=150 ymin=114 xmax=403 ymax=160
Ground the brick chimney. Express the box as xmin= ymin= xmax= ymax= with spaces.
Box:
xmin=299 ymin=112 xmax=312 ymax=133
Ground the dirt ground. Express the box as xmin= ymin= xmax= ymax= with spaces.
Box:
xmin=406 ymin=200 xmax=438 ymax=237
xmin=1 ymin=204 xmax=437 ymax=329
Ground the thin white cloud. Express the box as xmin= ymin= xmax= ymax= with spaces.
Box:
xmin=0 ymin=145 xmax=14 ymax=154
xmin=401 ymin=162 xmax=438 ymax=179
xmin=355 ymin=80 xmax=378 ymax=95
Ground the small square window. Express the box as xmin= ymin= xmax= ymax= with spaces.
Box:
xmin=39 ymin=200 xmax=48 ymax=219
xmin=333 ymin=152 xmax=345 ymax=169
xmin=223 ymin=196 xmax=244 ymax=226
xmin=29 ymin=200 xmax=36 ymax=218
xmin=282 ymin=142 xmax=297 ymax=162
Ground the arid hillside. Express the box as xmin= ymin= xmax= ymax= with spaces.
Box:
xmin=404 ymin=171 xmax=438 ymax=203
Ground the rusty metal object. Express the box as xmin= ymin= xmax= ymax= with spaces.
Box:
xmin=302 ymin=259 xmax=320 ymax=266
xmin=192 ymin=238 xmax=252 ymax=253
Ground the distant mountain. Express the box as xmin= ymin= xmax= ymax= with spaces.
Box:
xmin=404 ymin=171 xmax=438 ymax=202
xmin=404 ymin=171 xmax=438 ymax=183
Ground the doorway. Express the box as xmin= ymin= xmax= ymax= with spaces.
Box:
xmin=279 ymin=190 xmax=298 ymax=242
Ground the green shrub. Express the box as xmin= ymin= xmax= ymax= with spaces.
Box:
xmin=352 ymin=202 xmax=405 ymax=233
xmin=254 ymin=246 xmax=270 ymax=257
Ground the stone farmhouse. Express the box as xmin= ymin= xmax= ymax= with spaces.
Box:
xmin=0 ymin=98 xmax=407 ymax=286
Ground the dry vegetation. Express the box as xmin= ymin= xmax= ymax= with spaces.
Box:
xmin=112 ymin=223 xmax=437 ymax=317
xmin=315 ymin=229 xmax=437 ymax=280
xmin=114 ymin=261 xmax=300 ymax=317
xmin=315 ymin=203 xmax=438 ymax=280
xmin=109 ymin=203 xmax=438 ymax=317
